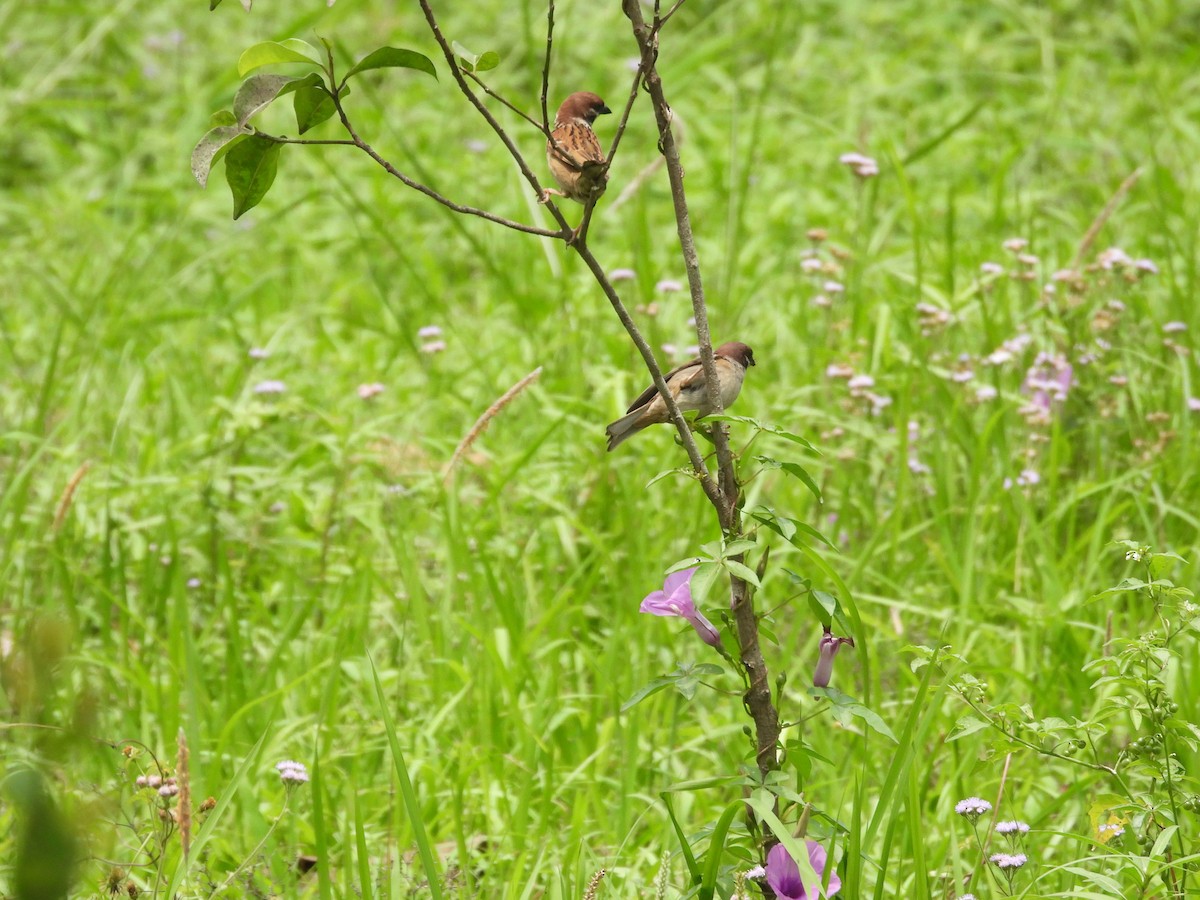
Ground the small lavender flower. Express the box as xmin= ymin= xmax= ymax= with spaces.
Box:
xmin=276 ymin=760 xmax=310 ymax=784
xmin=1163 ymin=321 xmax=1187 ymax=333
xmin=1097 ymin=246 xmax=1132 ymax=269
xmin=847 ymin=374 xmax=875 ymax=392
xmin=908 ymin=456 xmax=931 ymax=476
xmin=464 ymin=139 xmax=488 ymax=154
xmin=421 ymin=340 xmax=447 ymax=354
xmin=801 ymin=257 xmax=823 ymax=273
xmin=980 ymin=261 xmax=1004 ymax=276
xmin=357 ymin=382 xmax=385 ymax=400
xmin=655 ymin=278 xmax=683 ymax=293
xmin=823 ymin=280 xmax=845 ymax=294
xmin=839 ymin=151 xmax=879 ymax=178
xmin=955 ymin=797 xmax=993 ymax=820
xmin=252 ymin=380 xmax=286 ymax=395
xmin=1188 ymin=397 xmax=1200 ymax=412
xmin=974 ymin=384 xmax=998 ymax=402
xmin=608 ymin=268 xmax=636 ymax=282
xmin=1134 ymin=258 xmax=1158 ymax=274
xmin=989 ymin=852 xmax=1027 ymax=869
xmin=825 ymin=363 xmax=855 ymax=379
xmin=248 ymin=347 xmax=270 ymax=360
xmin=995 ymin=820 xmax=1030 ymax=835
xmin=159 ymin=783 xmax=179 ymax=797
xmin=1002 ymin=237 xmax=1029 ymax=253
xmin=186 ymin=578 xmax=202 ymax=590
xmin=811 ymin=294 xmax=832 ymax=308
xmin=418 ymin=325 xmax=443 ymax=339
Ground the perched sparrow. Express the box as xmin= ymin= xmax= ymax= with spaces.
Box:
xmin=542 ymin=91 xmax=612 ymax=206
xmin=606 ymin=341 xmax=756 ymax=451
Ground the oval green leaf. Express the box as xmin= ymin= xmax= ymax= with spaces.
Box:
xmin=191 ymin=125 xmax=251 ymax=187
xmin=234 ymin=74 xmax=297 ymax=126
xmin=224 ymin=135 xmax=283 ymax=219
xmin=237 ymin=39 xmax=323 ymax=77
xmin=294 ymin=83 xmax=337 ymax=133
xmin=344 ymin=46 xmax=437 ymax=81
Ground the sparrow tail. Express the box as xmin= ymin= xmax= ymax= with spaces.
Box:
xmin=605 ymin=408 xmax=647 ymax=451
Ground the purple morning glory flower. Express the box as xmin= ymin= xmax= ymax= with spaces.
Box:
xmin=812 ymin=632 xmax=854 ymax=688
xmin=766 ymin=841 xmax=842 ymax=899
xmin=639 ymin=567 xmax=721 ymax=647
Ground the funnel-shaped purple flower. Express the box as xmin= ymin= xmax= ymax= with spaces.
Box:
xmin=812 ymin=632 xmax=855 ymax=688
xmin=639 ymin=567 xmax=722 ymax=647
xmin=766 ymin=841 xmax=842 ymax=899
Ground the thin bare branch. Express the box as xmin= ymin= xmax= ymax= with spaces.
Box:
xmin=256 ymin=133 xmax=357 ymax=147
xmin=465 ymin=70 xmax=551 ymax=137
xmin=417 ymin=0 xmax=573 ymax=236
xmin=324 ymin=96 xmax=560 ymax=238
xmin=571 ymin=243 xmax=723 ymax=507
xmin=540 ymin=0 xmax=555 ymax=136
xmin=603 ymin=25 xmax=654 ymax=167
xmin=623 ymin=0 xmax=736 ymax=522
xmin=656 ymin=0 xmax=688 ymax=28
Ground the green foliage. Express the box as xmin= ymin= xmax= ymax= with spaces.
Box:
xmin=6 ymin=0 xmax=1200 ymax=896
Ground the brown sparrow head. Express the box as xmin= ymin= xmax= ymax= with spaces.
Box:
xmin=543 ymin=91 xmax=612 ymax=205
xmin=606 ymin=341 xmax=756 ymax=451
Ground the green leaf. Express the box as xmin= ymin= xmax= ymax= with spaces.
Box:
xmin=688 ymin=563 xmax=722 ymax=605
xmin=234 ymin=74 xmax=300 ymax=126
xmin=756 ymin=456 xmax=823 ymax=503
xmin=723 ymin=559 xmax=761 ymax=587
xmin=191 ymin=125 xmax=251 ymax=187
xmin=946 ymin=715 xmax=991 ymax=742
xmin=708 ymin=415 xmax=819 ymax=451
xmin=808 ymin=590 xmax=835 ymax=628
xmin=209 ymin=109 xmax=237 ymax=127
xmin=746 ymin=792 xmax=821 ymax=899
xmin=369 ymin=653 xmax=444 ymax=900
xmin=621 ymin=676 xmax=675 ymax=711
xmin=661 ymin=793 xmax=703 ymax=885
xmin=699 ymin=800 xmax=745 ymax=900
xmin=345 ymin=46 xmax=438 ymax=81
xmin=224 ymin=136 xmax=282 ymax=219
xmin=238 ymin=39 xmax=323 ymax=77
xmin=722 ymin=538 xmax=757 ymax=556
xmin=814 ymin=687 xmax=897 ymax=742
xmin=294 ymin=83 xmax=338 ymax=133
xmin=450 ymin=40 xmax=499 ymax=73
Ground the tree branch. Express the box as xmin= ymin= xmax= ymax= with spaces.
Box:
xmin=540 ymin=0 xmax=555 ymax=136
xmin=622 ymin=0 xmax=738 ymax=526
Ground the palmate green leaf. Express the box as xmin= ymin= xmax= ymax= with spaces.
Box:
xmin=450 ymin=40 xmax=499 ymax=73
xmin=238 ymin=39 xmax=323 ymax=77
xmin=224 ymin=135 xmax=283 ymax=219
xmin=344 ymin=47 xmax=438 ymax=81
xmin=191 ymin=125 xmax=251 ymax=187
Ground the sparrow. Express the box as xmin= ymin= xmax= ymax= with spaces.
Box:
xmin=606 ymin=341 xmax=756 ymax=451
xmin=542 ymin=91 xmax=612 ymax=207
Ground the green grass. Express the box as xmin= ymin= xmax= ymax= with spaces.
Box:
xmin=3 ymin=0 xmax=1200 ymax=896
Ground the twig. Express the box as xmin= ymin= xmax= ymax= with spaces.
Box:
xmin=623 ymin=0 xmax=736 ymax=522
xmin=443 ymin=366 xmax=543 ymax=483
xmin=464 ymin=71 xmax=550 ymax=137
xmin=540 ymin=0 xmax=555 ymax=136
xmin=657 ymin=0 xmax=688 ymax=28
xmin=324 ymin=96 xmax=560 ymax=237
xmin=1072 ymin=167 xmax=1142 ymax=269
xmin=417 ymin=0 xmax=574 ymax=237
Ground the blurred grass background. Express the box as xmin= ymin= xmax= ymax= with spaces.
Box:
xmin=2 ymin=0 xmax=1200 ymax=896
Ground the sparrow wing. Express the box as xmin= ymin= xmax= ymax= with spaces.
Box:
xmin=624 ymin=356 xmax=703 ymax=413
xmin=549 ymin=123 xmax=605 ymax=170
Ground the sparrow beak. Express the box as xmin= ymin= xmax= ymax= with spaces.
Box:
xmin=598 ymin=104 xmax=613 ymax=115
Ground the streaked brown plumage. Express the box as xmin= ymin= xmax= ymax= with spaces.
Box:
xmin=542 ymin=91 xmax=612 ymax=205
xmin=606 ymin=342 xmax=757 ymax=451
